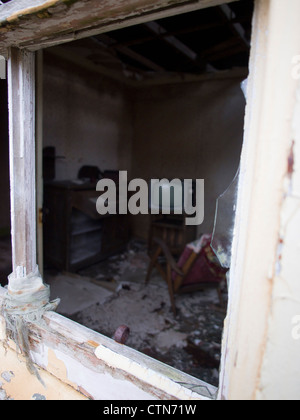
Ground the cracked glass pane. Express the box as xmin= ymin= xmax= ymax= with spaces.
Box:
xmin=211 ymin=79 xmax=247 ymax=273
xmin=211 ymin=168 xmax=239 ymax=271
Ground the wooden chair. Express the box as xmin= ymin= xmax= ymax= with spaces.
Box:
xmin=146 ymin=234 xmax=228 ymax=315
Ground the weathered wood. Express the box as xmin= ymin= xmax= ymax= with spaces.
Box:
xmin=144 ymin=21 xmax=198 ymax=62
xmin=46 ymin=45 xmax=248 ymax=89
xmin=218 ymin=4 xmax=250 ymax=49
xmin=95 ymin=34 xmax=165 ymax=73
xmin=7 ymin=47 xmax=37 ymax=280
xmin=36 ymin=50 xmax=44 ymax=276
xmin=218 ymin=0 xmax=300 ymax=400
xmin=0 ymin=286 xmax=217 ymax=400
xmin=0 ymin=0 xmax=239 ymax=55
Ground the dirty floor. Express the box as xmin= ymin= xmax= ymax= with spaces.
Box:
xmin=46 ymin=240 xmax=227 ymax=387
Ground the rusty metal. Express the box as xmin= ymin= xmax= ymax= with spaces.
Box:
xmin=113 ymin=325 xmax=130 ymax=345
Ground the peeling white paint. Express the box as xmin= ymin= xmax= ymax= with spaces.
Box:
xmin=257 ymin=80 xmax=300 ymax=400
xmin=32 ymin=393 xmax=46 ymax=400
xmin=0 ymin=315 xmax=6 ymax=341
xmin=219 ymin=0 xmax=300 ymax=400
xmin=1 ymin=371 xmax=15 ymax=383
xmin=0 ymin=0 xmax=239 ymax=55
xmin=54 ymin=347 xmax=157 ymax=401
xmin=95 ymin=345 xmax=212 ymax=400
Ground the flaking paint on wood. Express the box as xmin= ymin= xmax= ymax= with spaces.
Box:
xmin=0 ymin=0 xmax=239 ymax=55
xmin=7 ymin=47 xmax=36 ymax=278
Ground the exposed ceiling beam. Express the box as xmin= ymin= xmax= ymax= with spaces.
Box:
xmin=0 ymin=0 xmax=241 ymax=55
xmin=218 ymin=4 xmax=250 ymax=49
xmin=201 ymin=37 xmax=242 ymax=56
xmin=113 ymin=22 xmax=223 ymax=49
xmin=204 ymin=44 xmax=246 ymax=62
xmin=94 ymin=34 xmax=165 ymax=73
xmin=144 ymin=20 xmax=198 ymax=61
xmin=200 ymin=37 xmax=247 ymax=64
xmin=144 ymin=21 xmax=216 ymax=72
xmin=113 ymin=17 xmax=251 ymax=50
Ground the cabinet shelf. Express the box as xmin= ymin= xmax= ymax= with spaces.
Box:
xmin=44 ymin=181 xmax=129 ymax=272
xmin=71 ymin=225 xmax=102 ymax=236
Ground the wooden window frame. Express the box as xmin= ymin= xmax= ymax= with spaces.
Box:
xmin=1 ymin=0 xmax=300 ymax=400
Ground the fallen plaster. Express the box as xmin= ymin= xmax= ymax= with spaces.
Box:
xmin=47 ymin=241 xmax=227 ymax=387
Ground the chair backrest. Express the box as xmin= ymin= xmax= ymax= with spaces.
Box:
xmin=172 ymin=234 xmax=228 ymax=292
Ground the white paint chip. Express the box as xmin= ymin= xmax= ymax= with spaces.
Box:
xmin=1 ymin=371 xmax=15 ymax=383
xmin=0 ymin=315 xmax=6 ymax=341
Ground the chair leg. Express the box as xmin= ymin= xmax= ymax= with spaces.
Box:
xmin=166 ymin=264 xmax=177 ymax=316
xmin=145 ymin=247 xmax=161 ymax=285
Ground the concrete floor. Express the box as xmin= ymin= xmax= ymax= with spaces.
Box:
xmin=45 ymin=240 xmax=227 ymax=387
xmin=0 ymin=231 xmax=227 ymax=387
xmin=0 ymin=235 xmax=226 ymax=387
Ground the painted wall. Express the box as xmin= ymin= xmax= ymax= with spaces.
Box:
xmin=43 ymin=55 xmax=245 ymax=241
xmin=35 ymin=58 xmax=248 ymax=400
xmin=43 ymin=53 xmax=133 ymax=181
xmin=131 ymin=79 xmax=245 ymax=239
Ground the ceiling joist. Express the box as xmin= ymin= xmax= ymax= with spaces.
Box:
xmin=218 ymin=3 xmax=250 ymax=49
xmin=94 ymin=34 xmax=165 ymax=73
xmin=143 ymin=20 xmax=217 ymax=73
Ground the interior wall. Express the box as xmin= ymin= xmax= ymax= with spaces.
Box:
xmin=43 ymin=52 xmax=245 ymax=241
xmin=131 ymin=78 xmax=246 ymax=239
xmin=43 ymin=53 xmax=133 ymax=181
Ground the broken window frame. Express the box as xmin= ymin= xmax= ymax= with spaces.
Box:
xmin=2 ymin=0 xmax=241 ymax=401
xmin=1 ymin=0 xmax=299 ymax=401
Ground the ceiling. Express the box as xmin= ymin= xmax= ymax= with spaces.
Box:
xmin=48 ymin=0 xmax=254 ymax=80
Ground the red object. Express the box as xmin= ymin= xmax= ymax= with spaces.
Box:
xmin=172 ymin=234 xmax=227 ymax=286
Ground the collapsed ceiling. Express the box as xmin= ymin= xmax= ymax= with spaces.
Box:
xmin=51 ymin=0 xmax=254 ymax=80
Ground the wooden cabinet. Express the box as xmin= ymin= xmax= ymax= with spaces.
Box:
xmin=43 ymin=181 xmax=129 ymax=272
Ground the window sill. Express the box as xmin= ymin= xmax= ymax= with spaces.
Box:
xmin=0 ymin=285 xmax=216 ymax=400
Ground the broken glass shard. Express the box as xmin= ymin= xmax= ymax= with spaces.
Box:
xmin=211 ymin=168 xmax=240 ymax=270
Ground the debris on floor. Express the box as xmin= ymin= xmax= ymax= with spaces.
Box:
xmin=45 ymin=240 xmax=227 ymax=387
xmin=48 ymin=272 xmax=113 ymax=316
